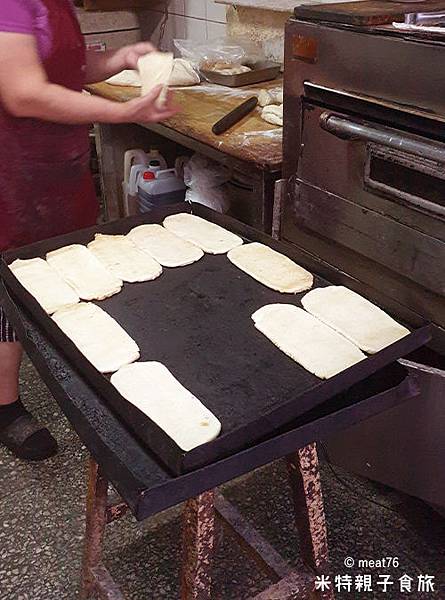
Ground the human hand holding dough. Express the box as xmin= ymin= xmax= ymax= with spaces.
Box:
xmin=137 ymin=51 xmax=174 ymax=107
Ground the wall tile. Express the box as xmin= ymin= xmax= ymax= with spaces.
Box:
xmin=206 ymin=20 xmax=226 ymax=39
xmin=169 ymin=0 xmax=185 ymax=16
xmin=184 ymin=0 xmax=207 ymax=19
xmin=183 ymin=15 xmax=208 ymax=41
xmin=206 ymin=1 xmax=227 ymax=23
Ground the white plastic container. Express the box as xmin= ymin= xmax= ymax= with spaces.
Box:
xmin=122 ymin=148 xmax=168 ymax=216
xmin=128 ymin=166 xmax=186 ymax=213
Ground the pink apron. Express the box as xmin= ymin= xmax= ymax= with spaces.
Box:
xmin=0 ymin=0 xmax=98 ymax=252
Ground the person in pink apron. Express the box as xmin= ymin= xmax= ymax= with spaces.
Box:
xmin=0 ymin=0 xmax=178 ymax=460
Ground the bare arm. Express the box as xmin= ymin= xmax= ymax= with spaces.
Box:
xmin=0 ymin=34 xmax=177 ymax=125
xmin=85 ymin=42 xmax=155 ymax=84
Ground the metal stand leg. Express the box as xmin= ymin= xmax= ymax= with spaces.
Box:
xmin=180 ymin=490 xmax=216 ymax=600
xmin=287 ymin=443 xmax=334 ymax=599
xmin=80 ymin=459 xmax=109 ymax=600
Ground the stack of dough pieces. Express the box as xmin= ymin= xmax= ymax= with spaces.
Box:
xmin=127 ymin=224 xmax=204 ymax=267
xmin=252 ymin=304 xmax=366 ymax=379
xmin=228 ymin=242 xmax=313 ymax=293
xmin=163 ymin=213 xmax=243 ymax=254
xmin=301 ymin=286 xmax=410 ymax=354
xmin=111 ymin=362 xmax=221 ymax=451
xmin=46 ymin=244 xmax=123 ymax=301
xmin=9 ymin=258 xmax=79 ymax=314
xmin=87 ymin=234 xmax=162 ymax=283
xmin=52 ymin=303 xmax=140 ymax=373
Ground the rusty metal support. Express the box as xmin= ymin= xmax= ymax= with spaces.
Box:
xmin=286 ymin=443 xmax=334 ymax=600
xmin=80 ymin=459 xmax=109 ymax=600
xmin=286 ymin=444 xmax=330 ymax=574
xmin=215 ymin=491 xmax=293 ymax=583
xmin=180 ymin=490 xmax=216 ymax=600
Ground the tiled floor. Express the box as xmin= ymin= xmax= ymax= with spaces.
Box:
xmin=0 ymin=357 xmax=443 ymax=599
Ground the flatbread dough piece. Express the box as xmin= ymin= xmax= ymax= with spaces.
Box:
xmin=301 ymin=286 xmax=410 ymax=354
xmin=9 ymin=258 xmax=79 ymax=314
xmin=46 ymin=244 xmax=123 ymax=301
xmin=261 ymin=104 xmax=283 ymax=127
xmin=137 ymin=51 xmax=174 ymax=106
xmin=106 ymin=69 xmax=140 ymax=87
xmin=228 ymin=242 xmax=313 ymax=293
xmin=213 ymin=65 xmax=251 ymax=75
xmin=258 ymin=87 xmax=283 ymax=107
xmin=163 ymin=213 xmax=243 ymax=254
xmin=252 ymin=304 xmax=366 ymax=379
xmin=111 ymin=362 xmax=221 ymax=451
xmin=87 ymin=234 xmax=162 ymax=283
xmin=106 ymin=59 xmax=199 ymax=88
xmin=127 ymin=224 xmax=204 ymax=267
xmin=52 ymin=303 xmax=140 ymax=373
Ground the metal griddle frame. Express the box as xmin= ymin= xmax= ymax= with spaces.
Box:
xmin=0 ymin=204 xmax=432 ymax=475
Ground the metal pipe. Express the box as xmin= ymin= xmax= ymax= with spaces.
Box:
xmin=320 ymin=112 xmax=445 ymax=163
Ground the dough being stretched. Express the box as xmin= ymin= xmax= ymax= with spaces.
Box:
xmin=52 ymin=303 xmax=140 ymax=373
xmin=301 ymin=286 xmax=410 ymax=354
xmin=127 ymin=224 xmax=203 ymax=267
xmin=46 ymin=244 xmax=122 ymax=301
xmin=87 ymin=234 xmax=162 ymax=283
xmin=137 ymin=51 xmax=174 ymax=106
xmin=261 ymin=104 xmax=283 ymax=126
xmin=252 ymin=303 xmax=366 ymax=379
xmin=111 ymin=362 xmax=221 ymax=451
xmin=9 ymin=257 xmax=79 ymax=314
xmin=106 ymin=58 xmax=199 ymax=88
xmin=228 ymin=242 xmax=313 ymax=293
xmin=163 ymin=213 xmax=243 ymax=254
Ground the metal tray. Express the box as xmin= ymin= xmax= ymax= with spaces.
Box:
xmin=200 ymin=61 xmax=281 ymax=87
xmin=0 ymin=204 xmax=432 ymax=475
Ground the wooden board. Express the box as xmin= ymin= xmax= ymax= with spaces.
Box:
xmin=86 ymin=80 xmax=283 ymax=169
xmin=294 ymin=0 xmax=445 ymax=26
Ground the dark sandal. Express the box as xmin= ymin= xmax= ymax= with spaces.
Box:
xmin=0 ymin=414 xmax=58 ymax=461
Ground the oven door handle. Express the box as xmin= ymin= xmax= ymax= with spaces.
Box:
xmin=320 ymin=112 xmax=445 ymax=164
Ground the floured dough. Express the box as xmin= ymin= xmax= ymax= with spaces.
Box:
xmin=111 ymin=362 xmax=221 ymax=451
xmin=170 ymin=59 xmax=200 ymax=86
xmin=252 ymin=304 xmax=366 ymax=379
xmin=138 ymin=51 xmax=174 ymax=106
xmin=87 ymin=234 xmax=162 ymax=283
xmin=46 ymin=244 xmax=122 ymax=301
xmin=106 ymin=70 xmax=141 ymax=87
xmin=261 ymin=104 xmax=283 ymax=127
xmin=258 ymin=87 xmax=283 ymax=107
xmin=127 ymin=224 xmax=204 ymax=267
xmin=213 ymin=65 xmax=251 ymax=75
xmin=106 ymin=59 xmax=199 ymax=88
xmin=228 ymin=242 xmax=313 ymax=293
xmin=9 ymin=258 xmax=79 ymax=314
xmin=301 ymin=286 xmax=410 ymax=354
xmin=52 ymin=303 xmax=140 ymax=373
xmin=163 ymin=213 xmax=243 ymax=254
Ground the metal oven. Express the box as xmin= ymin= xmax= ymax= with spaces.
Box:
xmin=281 ymin=2 xmax=445 ymax=509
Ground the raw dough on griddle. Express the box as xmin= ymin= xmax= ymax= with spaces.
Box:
xmin=127 ymin=224 xmax=203 ymax=267
xmin=46 ymin=244 xmax=122 ymax=301
xmin=163 ymin=213 xmax=243 ymax=254
xmin=261 ymin=104 xmax=283 ymax=127
xmin=227 ymin=242 xmax=313 ymax=293
xmin=252 ymin=304 xmax=366 ymax=379
xmin=52 ymin=303 xmax=140 ymax=373
xmin=9 ymin=258 xmax=79 ymax=314
xmin=111 ymin=362 xmax=221 ymax=451
xmin=87 ymin=234 xmax=162 ymax=283
xmin=138 ymin=51 xmax=174 ymax=106
xmin=301 ymin=286 xmax=410 ymax=354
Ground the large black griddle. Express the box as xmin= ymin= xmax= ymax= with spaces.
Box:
xmin=0 ymin=204 xmax=432 ymax=475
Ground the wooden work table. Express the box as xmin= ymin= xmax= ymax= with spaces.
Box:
xmin=87 ymin=79 xmax=283 ymax=231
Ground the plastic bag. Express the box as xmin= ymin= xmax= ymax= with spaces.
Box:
xmin=177 ymin=154 xmax=231 ymax=214
xmin=174 ymin=37 xmax=264 ymax=71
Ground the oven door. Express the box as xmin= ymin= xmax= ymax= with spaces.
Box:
xmin=282 ymin=102 xmax=445 ymax=346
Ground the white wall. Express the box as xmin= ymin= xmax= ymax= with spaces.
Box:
xmin=139 ymin=1 xmax=227 ymax=53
